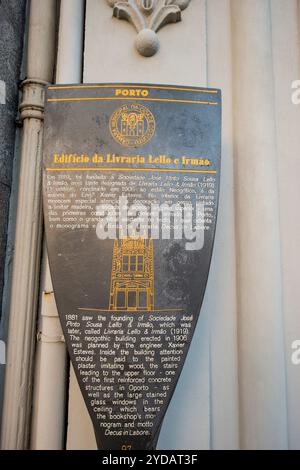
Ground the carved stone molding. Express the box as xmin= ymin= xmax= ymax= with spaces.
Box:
xmin=19 ymin=79 xmax=49 ymax=122
xmin=107 ymin=0 xmax=191 ymax=57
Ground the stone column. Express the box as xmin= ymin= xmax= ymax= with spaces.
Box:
xmin=206 ymin=0 xmax=239 ymax=449
xmin=270 ymin=0 xmax=300 ymax=449
xmin=231 ymin=0 xmax=288 ymax=449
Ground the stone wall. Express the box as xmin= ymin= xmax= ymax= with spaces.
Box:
xmin=0 ymin=0 xmax=27 ymax=429
xmin=0 ymin=0 xmax=27 ymax=316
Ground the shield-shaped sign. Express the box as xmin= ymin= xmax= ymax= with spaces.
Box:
xmin=43 ymin=83 xmax=221 ymax=450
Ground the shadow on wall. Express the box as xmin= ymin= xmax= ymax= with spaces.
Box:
xmin=0 ymin=0 xmax=27 ymax=430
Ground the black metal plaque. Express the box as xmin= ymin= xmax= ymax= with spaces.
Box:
xmin=43 ymin=83 xmax=221 ymax=450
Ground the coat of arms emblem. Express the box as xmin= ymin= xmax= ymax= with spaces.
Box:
xmin=110 ymin=103 xmax=155 ymax=147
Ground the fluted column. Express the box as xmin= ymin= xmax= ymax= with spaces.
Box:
xmin=231 ymin=0 xmax=288 ymax=449
xmin=270 ymin=0 xmax=300 ymax=449
xmin=1 ymin=0 xmax=56 ymax=450
xmin=206 ymin=0 xmax=239 ymax=449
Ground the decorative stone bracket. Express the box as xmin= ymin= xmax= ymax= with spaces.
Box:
xmin=107 ymin=0 xmax=191 ymax=57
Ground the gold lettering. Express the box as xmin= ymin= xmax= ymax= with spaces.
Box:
xmin=114 ymin=88 xmax=149 ymax=97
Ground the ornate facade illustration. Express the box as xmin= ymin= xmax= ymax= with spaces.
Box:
xmin=109 ymin=237 xmax=154 ymax=310
xmin=107 ymin=0 xmax=191 ymax=56
xmin=120 ymin=111 xmax=145 ymax=136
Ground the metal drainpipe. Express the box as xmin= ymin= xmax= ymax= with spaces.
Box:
xmin=30 ymin=0 xmax=85 ymax=450
xmin=0 ymin=0 xmax=57 ymax=450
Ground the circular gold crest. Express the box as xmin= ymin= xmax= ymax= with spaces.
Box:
xmin=109 ymin=103 xmax=155 ymax=148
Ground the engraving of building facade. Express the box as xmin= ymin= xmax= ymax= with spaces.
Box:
xmin=109 ymin=237 xmax=154 ymax=311
xmin=120 ymin=112 xmax=145 ymax=137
